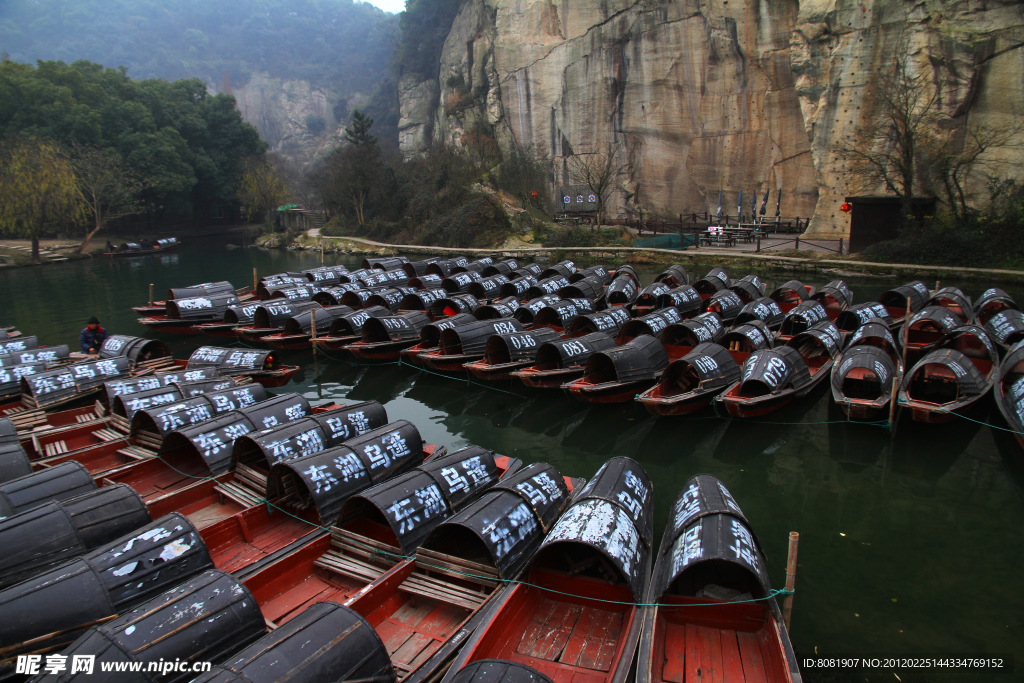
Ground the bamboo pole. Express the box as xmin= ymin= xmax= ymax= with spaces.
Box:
xmin=148 ymin=283 xmax=153 ymax=306
xmin=782 ymin=532 xmax=799 ymax=631
xmin=310 ymin=308 xmax=317 ymax=356
xmin=888 ymin=294 xmax=913 ymax=428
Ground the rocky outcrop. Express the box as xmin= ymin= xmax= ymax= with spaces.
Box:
xmin=232 ymin=72 xmax=369 ymax=168
xmin=399 ymin=0 xmax=1024 ymax=236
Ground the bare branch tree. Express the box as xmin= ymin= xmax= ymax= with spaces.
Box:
xmin=835 ymin=49 xmax=937 ymax=220
xmin=567 ymin=145 xmax=622 ymax=227
xmin=70 ymin=144 xmax=147 ymax=254
xmin=926 ymin=120 xmax=1024 ymax=220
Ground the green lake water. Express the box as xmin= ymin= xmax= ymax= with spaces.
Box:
xmin=2 ymin=237 xmax=1022 ymax=682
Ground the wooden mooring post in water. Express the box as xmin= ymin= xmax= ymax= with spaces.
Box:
xmin=148 ymin=283 xmax=153 ymax=306
xmin=253 ymin=267 xmax=257 ymax=293
xmin=783 ymin=531 xmax=800 ymax=631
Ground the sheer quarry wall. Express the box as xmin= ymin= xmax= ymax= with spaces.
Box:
xmin=397 ymin=0 xmax=1024 ymax=237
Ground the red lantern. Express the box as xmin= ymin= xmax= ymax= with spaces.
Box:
xmin=531 ymin=191 xmax=539 ymax=198
xmin=840 ymin=202 xmax=852 ymax=213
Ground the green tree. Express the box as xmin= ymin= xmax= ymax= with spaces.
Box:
xmin=0 ymin=138 xmax=86 ymax=262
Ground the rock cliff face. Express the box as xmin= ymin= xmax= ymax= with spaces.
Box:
xmin=232 ymin=72 xmax=369 ymax=168
xmin=398 ymin=0 xmax=1024 ymax=236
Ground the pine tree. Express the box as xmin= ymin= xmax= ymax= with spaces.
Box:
xmin=344 ymin=110 xmax=378 ymax=148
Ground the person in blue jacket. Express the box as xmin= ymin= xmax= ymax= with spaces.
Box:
xmin=80 ymin=317 xmax=108 ymax=354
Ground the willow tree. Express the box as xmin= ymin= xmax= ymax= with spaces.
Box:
xmin=238 ymin=155 xmax=290 ymax=228
xmin=0 ymin=138 xmax=85 ymax=262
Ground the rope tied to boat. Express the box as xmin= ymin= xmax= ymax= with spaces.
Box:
xmin=895 ymin=398 xmax=1024 ymax=435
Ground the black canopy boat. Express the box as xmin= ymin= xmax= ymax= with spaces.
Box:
xmin=564 ymin=335 xmax=669 ymax=403
xmin=703 ymin=289 xmax=745 ymax=325
xmin=565 ymin=307 xmax=632 ymax=338
xmin=364 ymin=256 xmax=411 ymax=271
xmin=527 ymin=275 xmax=573 ymax=300
xmin=877 ymin=280 xmax=930 ymax=327
xmin=262 ymin=305 xmax=357 ymax=350
xmin=420 ymin=319 xmax=526 ymax=373
xmin=636 ymin=475 xmax=800 ymax=683
xmin=654 ymin=264 xmax=689 ymax=288
xmin=359 ymin=269 xmax=413 ymax=290
xmin=512 ymin=333 xmax=618 ymax=389
xmin=924 ymin=286 xmax=974 ymax=325
xmin=719 ymin=346 xmax=815 ymax=418
xmin=346 ymin=312 xmax=433 ymax=362
xmin=138 ymin=292 xmax=241 ymax=335
xmin=468 ymin=275 xmax=513 ymax=300
xmin=0 ymin=484 xmax=149 ymax=591
xmin=1 ymin=361 xmax=47 ymax=403
xmin=425 ymin=258 xmax=469 ymax=278
xmin=719 ymin=320 xmax=774 ymax=359
xmin=618 ymin=309 xmax=686 ymax=345
xmin=899 ymin=324 xmax=999 ymax=424
xmin=21 ymin=357 xmax=133 ymax=411
xmin=539 ymin=259 xmax=577 ymax=280
xmin=310 ymin=282 xmax=371 ymax=306
xmin=514 ymin=294 xmax=566 ymax=327
xmin=500 ymin=273 xmax=539 ymax=299
xmin=831 ymin=319 xmax=903 ymax=421
xmin=557 ymin=275 xmax=607 ymax=308
xmin=995 ymin=341 xmax=1024 ymax=451
xmin=234 ymin=301 xmax=322 ymax=343
xmin=609 ymin=264 xmax=640 ymax=286
xmin=400 ymin=314 xmax=477 ymax=367
xmin=334 ymin=462 xmax=580 ymax=683
xmin=365 ymin=286 xmax=420 ymax=313
xmin=193 ymin=601 xmax=395 ymax=683
xmin=0 ymin=344 xmax=70 ymax=371
xmin=0 ymin=461 xmax=95 ymax=519
xmin=428 ymin=293 xmax=481 ymax=320
xmin=131 ymin=280 xmax=249 ymax=317
xmin=474 ymin=297 xmax=520 ymax=321
xmin=32 ymin=384 xmax=269 ymax=476
xmin=693 ymin=267 xmax=731 ymax=299
xmin=403 ymin=257 xmax=443 ymax=277
xmin=570 ymin=264 xmax=613 ymax=286
xmin=605 ymin=273 xmax=640 ymax=307
xmin=444 ymin=270 xmax=485 ymax=294
xmin=0 ymin=418 xmax=32 ymax=484
xmin=901 ymin=305 xmax=963 ymax=366
xmin=399 ymin=287 xmax=450 ymax=314
xmin=302 ymin=264 xmax=352 ymax=286
xmin=410 ymin=272 xmax=447 ymax=289
xmin=659 ymin=312 xmax=726 ymax=360
xmin=734 ymin=297 xmax=786 ymax=329
xmin=654 ymin=285 xmax=704 ymax=320
xmin=193 ymin=302 xmax=263 ymax=338
xmin=974 ymin=287 xmax=1020 ymax=326
xmin=256 ymin=273 xmax=310 ymax=299
xmin=309 ymin=306 xmax=390 ymax=351
xmin=530 ymin=298 xmax=594 ymax=333
xmin=442 ymin=457 xmax=653 ymax=683
xmin=636 ymin=342 xmax=742 ymax=416
xmin=836 ymin=301 xmax=895 ymax=331
xmin=183 ymin=346 xmax=299 ymax=388
xmin=631 ymin=283 xmax=673 ymax=316
xmin=768 ymin=279 xmax=814 ymax=314
xmin=728 ymin=274 xmax=766 ymax=304
xmin=238 ymin=447 xmax=524 ymax=628
xmin=785 ymin=319 xmax=844 ymax=388
xmin=777 ymin=300 xmax=832 ymax=344
xmin=808 ymin=279 xmax=853 ymax=319
xmin=986 ymin=308 xmax=1024 ymax=352
xmin=465 ymin=328 xmax=562 ymax=381
xmin=482 ymin=258 xmax=521 ymax=277
xmin=0 ymin=512 xmax=214 ymax=658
